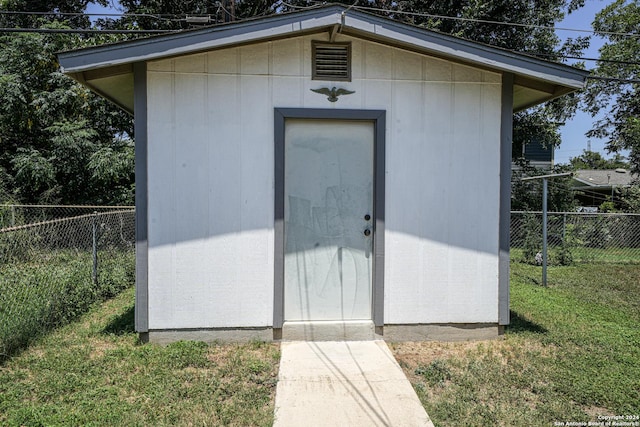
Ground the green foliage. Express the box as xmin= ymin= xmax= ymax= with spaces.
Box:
xmin=0 ymin=288 xmax=280 ymax=426
xmin=11 ymin=148 xmax=56 ymax=200
xmin=598 ymin=200 xmax=617 ymax=212
xmin=552 ymin=237 xmax=574 ymax=266
xmin=0 ymin=0 xmax=104 ymax=29
xmin=619 ymin=184 xmax=640 ymax=213
xmin=1 ymin=1 xmax=591 ymax=204
xmin=0 ymin=15 xmax=133 ymax=205
xmin=111 ymin=0 xmax=586 ymax=154
xmin=415 ymin=360 xmax=452 ymax=388
xmin=0 ymin=249 xmax=134 ymax=361
xmin=584 ymin=0 xmax=640 ymax=174
xmin=520 ymin=213 xmax=543 ymax=264
xmin=511 ymin=162 xmax=577 ymax=212
xmin=569 ymin=150 xmax=630 ymax=170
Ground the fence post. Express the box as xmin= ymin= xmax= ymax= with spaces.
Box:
xmin=92 ymin=211 xmax=98 ymax=287
xmin=542 ymin=179 xmax=548 ymax=287
xmin=520 ymin=172 xmax=573 ymax=287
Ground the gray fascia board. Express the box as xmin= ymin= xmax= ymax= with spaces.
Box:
xmin=58 ymin=5 xmax=587 ymax=91
xmin=340 ymin=12 xmax=588 ymax=89
xmin=58 ymin=7 xmax=345 ymax=72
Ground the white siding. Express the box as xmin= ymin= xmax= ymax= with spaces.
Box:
xmin=146 ymin=34 xmax=502 ymax=329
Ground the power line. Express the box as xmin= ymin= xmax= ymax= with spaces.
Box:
xmin=0 ymin=10 xmax=177 ymax=20
xmin=0 ymin=27 xmax=177 ymax=33
xmin=348 ymin=4 xmax=640 ymax=39
xmin=586 ymin=76 xmax=640 ymax=84
xmin=2 ymin=6 xmax=640 ymax=39
xmin=2 ymin=7 xmax=640 ymax=78
xmin=531 ymin=53 xmax=640 ymax=66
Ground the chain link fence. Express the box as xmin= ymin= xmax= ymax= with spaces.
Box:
xmin=0 ymin=205 xmax=135 ymax=361
xmin=511 ymin=211 xmax=640 ymax=265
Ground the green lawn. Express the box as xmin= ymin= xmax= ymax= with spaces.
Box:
xmin=511 ymin=246 xmax=640 ymax=264
xmin=1 ymin=262 xmax=638 ymax=426
xmin=0 ymin=249 xmax=134 ymax=361
xmin=0 ymin=287 xmax=280 ymax=427
xmin=392 ymin=262 xmax=640 ymax=426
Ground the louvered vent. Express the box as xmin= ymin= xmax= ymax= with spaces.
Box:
xmin=312 ymin=41 xmax=351 ymax=81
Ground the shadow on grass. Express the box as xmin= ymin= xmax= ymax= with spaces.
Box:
xmin=506 ymin=310 xmax=548 ymax=334
xmin=102 ymin=306 xmax=135 ymax=335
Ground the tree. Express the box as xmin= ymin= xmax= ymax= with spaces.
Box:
xmin=109 ymin=0 xmax=588 ymax=150
xmin=0 ymin=19 xmax=134 ymax=205
xmin=619 ymin=184 xmax=640 ymax=212
xmin=584 ymin=0 xmax=640 ymax=174
xmin=0 ymin=0 xmax=589 ymax=205
xmin=0 ymin=0 xmax=103 ymax=29
xmin=569 ymin=150 xmax=630 ymax=170
xmin=511 ymin=161 xmax=577 ymax=212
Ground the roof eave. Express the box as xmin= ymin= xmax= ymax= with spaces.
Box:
xmin=58 ymin=4 xmax=588 ymax=113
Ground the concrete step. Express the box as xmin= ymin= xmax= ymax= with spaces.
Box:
xmin=281 ymin=320 xmax=378 ymax=341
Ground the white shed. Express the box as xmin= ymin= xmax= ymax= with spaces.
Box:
xmin=59 ymin=5 xmax=587 ymax=342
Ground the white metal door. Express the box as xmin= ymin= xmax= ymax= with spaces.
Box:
xmin=284 ymin=119 xmax=374 ymax=321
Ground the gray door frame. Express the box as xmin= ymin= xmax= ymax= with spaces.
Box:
xmin=274 ymin=108 xmax=386 ymax=328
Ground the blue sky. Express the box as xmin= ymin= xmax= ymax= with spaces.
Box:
xmin=556 ymin=0 xmax=614 ymax=165
xmin=85 ymin=1 xmax=617 ymax=165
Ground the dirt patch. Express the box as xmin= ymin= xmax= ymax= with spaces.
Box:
xmin=389 ymin=338 xmax=557 ymax=384
xmin=391 ymin=341 xmax=483 ymax=367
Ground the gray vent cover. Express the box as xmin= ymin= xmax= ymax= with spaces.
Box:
xmin=312 ymin=41 xmax=351 ymax=81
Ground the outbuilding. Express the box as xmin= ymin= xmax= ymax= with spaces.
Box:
xmin=58 ymin=5 xmax=588 ymax=342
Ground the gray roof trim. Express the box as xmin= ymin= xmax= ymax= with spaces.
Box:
xmin=59 ymin=7 xmax=343 ymax=72
xmin=58 ymin=4 xmax=588 ymax=89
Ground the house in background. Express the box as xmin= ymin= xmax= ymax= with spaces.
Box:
xmin=58 ymin=5 xmax=587 ymax=343
xmin=572 ymin=168 xmax=635 ymax=209
xmin=512 ymin=139 xmax=554 ymax=170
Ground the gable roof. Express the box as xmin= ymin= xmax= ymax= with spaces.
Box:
xmin=572 ymin=169 xmax=635 ymax=190
xmin=58 ymin=4 xmax=588 ymax=113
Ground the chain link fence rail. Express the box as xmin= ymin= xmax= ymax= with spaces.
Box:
xmin=511 ymin=211 xmax=640 ymax=265
xmin=0 ymin=205 xmax=135 ymax=361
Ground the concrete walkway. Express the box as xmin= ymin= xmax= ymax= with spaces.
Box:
xmin=273 ymin=341 xmax=435 ymax=427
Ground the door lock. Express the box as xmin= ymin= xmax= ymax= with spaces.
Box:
xmin=364 ymin=229 xmax=371 ymax=237
xmin=364 ymin=214 xmax=371 ymax=221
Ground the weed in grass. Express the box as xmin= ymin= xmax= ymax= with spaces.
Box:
xmin=415 ymin=360 xmax=452 ymax=387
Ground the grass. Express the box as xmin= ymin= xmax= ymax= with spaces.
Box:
xmin=0 ymin=249 xmax=134 ymax=361
xmin=510 ymin=247 xmax=640 ymax=264
xmin=391 ymin=262 xmax=640 ymax=426
xmin=0 ymin=286 xmax=281 ymax=426
xmin=2 ymin=258 xmax=638 ymax=426
xmin=569 ymin=246 xmax=640 ymax=263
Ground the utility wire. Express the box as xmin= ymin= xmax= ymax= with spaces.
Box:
xmin=3 ymin=7 xmax=640 ymax=81
xmin=0 ymin=10 xmax=173 ymax=18
xmin=0 ymin=27 xmax=178 ymax=33
xmin=530 ymin=53 xmax=640 ymax=66
xmin=348 ymin=4 xmax=640 ymax=39
xmin=586 ymin=76 xmax=640 ymax=84
xmin=2 ymin=6 xmax=640 ymax=39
